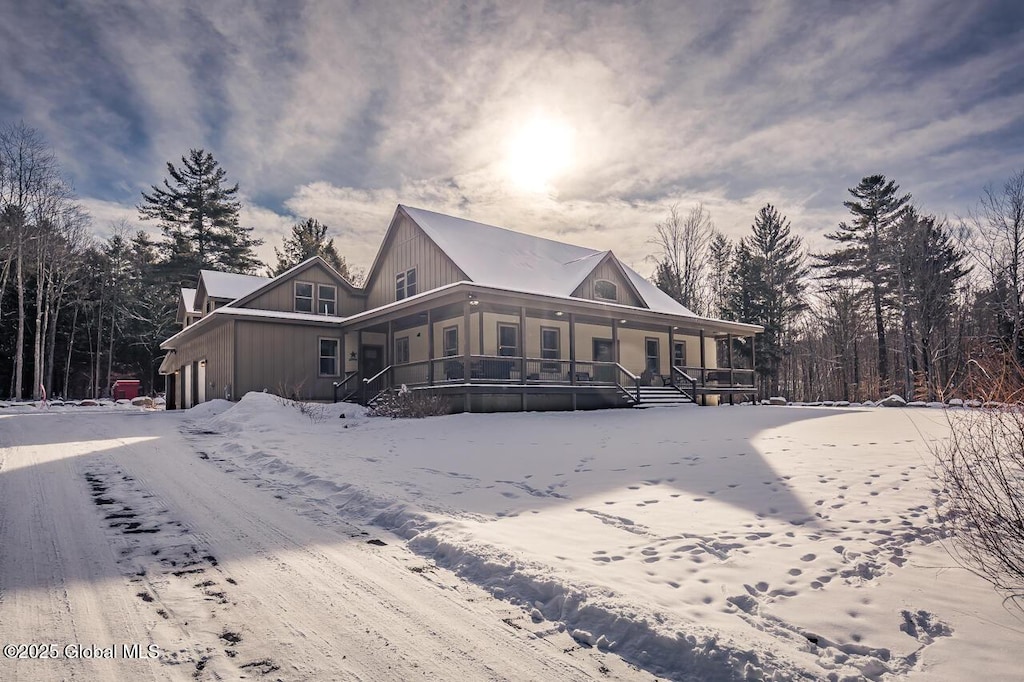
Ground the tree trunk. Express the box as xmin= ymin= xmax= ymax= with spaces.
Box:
xmin=63 ymin=304 xmax=78 ymax=398
xmin=32 ymin=259 xmax=46 ymax=399
xmin=871 ymin=281 xmax=888 ymax=392
xmin=14 ymin=238 xmax=25 ymax=400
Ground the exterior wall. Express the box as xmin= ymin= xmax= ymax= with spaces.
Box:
xmin=365 ymin=214 xmax=467 ymax=309
xmin=573 ymin=322 xmax=614 ymax=361
xmin=234 ymin=320 xmax=343 ymax=400
xmin=172 ymin=319 xmax=234 ymax=403
xmin=393 ymin=324 xmax=429 ymax=362
xmin=241 ymin=263 xmax=364 ymax=316
xmin=571 ymin=259 xmax=643 ymax=307
xmin=428 ymin=311 xmax=479 ymax=358
xmin=618 ymin=328 xmax=669 ymax=375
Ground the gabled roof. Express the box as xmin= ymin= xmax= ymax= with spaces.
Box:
xmin=226 ymin=256 xmax=363 ymax=310
xmin=181 ymin=288 xmax=197 ymax=314
xmin=199 ymin=270 xmax=271 ymax=301
xmin=400 ymin=205 xmax=696 ymax=316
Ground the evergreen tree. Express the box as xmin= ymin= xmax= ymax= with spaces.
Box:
xmin=707 ymin=231 xmax=733 ymax=318
xmin=727 ymin=204 xmax=808 ymax=397
xmin=815 ymin=174 xmax=911 ymax=392
xmin=893 ymin=209 xmax=969 ymax=397
xmin=272 ymin=218 xmax=352 ymax=280
xmin=138 ymin=149 xmax=263 ymax=281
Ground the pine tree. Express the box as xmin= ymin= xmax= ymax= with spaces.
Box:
xmin=272 ymin=218 xmax=352 ymax=280
xmin=138 ymin=149 xmax=263 ymax=282
xmin=893 ymin=210 xmax=969 ymax=397
xmin=727 ymin=204 xmax=808 ymax=397
xmin=815 ymin=174 xmax=911 ymax=392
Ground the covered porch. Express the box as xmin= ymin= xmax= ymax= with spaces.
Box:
xmin=336 ymin=283 xmax=759 ymax=411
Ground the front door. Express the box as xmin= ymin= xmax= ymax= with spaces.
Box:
xmin=361 ymin=345 xmax=384 ymax=380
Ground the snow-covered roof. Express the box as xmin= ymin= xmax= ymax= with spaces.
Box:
xmin=181 ymin=288 xmax=197 ymax=314
xmin=199 ymin=270 xmax=271 ymax=301
xmin=401 ymin=206 xmax=696 ymax=317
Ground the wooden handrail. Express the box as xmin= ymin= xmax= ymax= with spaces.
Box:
xmin=362 ymin=365 xmax=394 ymax=385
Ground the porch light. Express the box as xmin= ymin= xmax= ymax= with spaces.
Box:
xmin=469 ymin=300 xmax=480 ymax=306
xmin=619 ymin=319 xmax=627 ymax=324
xmin=554 ymin=311 xmax=564 ymax=317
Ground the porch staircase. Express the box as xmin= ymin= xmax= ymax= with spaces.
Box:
xmin=631 ymin=384 xmax=696 ymax=407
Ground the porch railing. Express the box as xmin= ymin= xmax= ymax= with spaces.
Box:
xmin=670 ymin=366 xmax=699 ymax=402
xmin=333 ymin=370 xmax=361 ymax=402
xmin=675 ymin=365 xmax=756 ymax=388
xmin=361 ymin=365 xmax=393 ymax=404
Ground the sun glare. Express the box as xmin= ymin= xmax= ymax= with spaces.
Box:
xmin=504 ymin=115 xmax=574 ymax=193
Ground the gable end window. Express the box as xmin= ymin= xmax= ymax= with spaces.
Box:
xmin=396 ymin=268 xmax=417 ymax=301
xmin=318 ymin=284 xmax=337 ymax=315
xmin=319 ymin=338 xmax=339 ymax=376
xmin=594 ymin=279 xmax=618 ymax=301
xmin=295 ymin=282 xmax=314 ymax=313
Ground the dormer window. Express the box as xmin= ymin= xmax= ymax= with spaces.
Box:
xmin=396 ymin=268 xmax=417 ymax=300
xmin=294 ymin=282 xmax=314 ymax=312
xmin=318 ymin=284 xmax=337 ymax=315
xmin=594 ymin=279 xmax=618 ymax=301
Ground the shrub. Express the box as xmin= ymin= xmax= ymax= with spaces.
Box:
xmin=933 ymin=351 xmax=1024 ymax=605
xmin=368 ymin=385 xmax=450 ymax=418
xmin=271 ymin=381 xmax=327 ymax=423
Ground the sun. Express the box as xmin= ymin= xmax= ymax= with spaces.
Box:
xmin=504 ymin=114 xmax=574 ymax=193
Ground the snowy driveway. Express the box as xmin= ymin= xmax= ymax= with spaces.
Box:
xmin=0 ymin=409 xmax=640 ymax=681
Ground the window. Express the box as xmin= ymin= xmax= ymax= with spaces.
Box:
xmin=319 ymin=338 xmax=339 ymax=376
xmin=594 ymin=279 xmax=618 ymax=301
xmin=541 ymin=327 xmax=560 ymax=372
xmin=395 ymin=336 xmax=410 ymax=365
xmin=645 ymin=337 xmax=660 ymax=374
xmin=396 ymin=268 xmax=417 ymax=300
xmin=318 ymin=284 xmax=337 ymax=315
xmin=673 ymin=341 xmax=686 ymax=368
xmin=442 ymin=326 xmax=459 ymax=356
xmin=498 ymin=323 xmax=519 ymax=357
xmin=295 ymin=282 xmax=313 ymax=313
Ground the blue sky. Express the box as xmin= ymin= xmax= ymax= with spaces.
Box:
xmin=2 ymin=0 xmax=1023 ymax=272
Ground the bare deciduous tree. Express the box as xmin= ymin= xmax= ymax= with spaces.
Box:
xmin=648 ymin=203 xmax=715 ymax=315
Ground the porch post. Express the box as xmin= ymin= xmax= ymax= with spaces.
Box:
xmin=699 ymin=328 xmax=707 ymax=406
xmin=519 ymin=306 xmax=527 ymax=385
xmin=463 ymin=300 xmax=472 ymax=412
xmin=727 ymin=333 xmax=734 ymax=405
xmin=749 ymin=334 xmax=756 ymax=403
xmin=357 ymin=330 xmax=364 ymax=403
xmin=519 ymin=306 xmax=528 ymax=410
xmin=568 ymin=313 xmax=577 ymax=385
xmin=427 ymin=309 xmax=434 ymax=385
xmin=668 ymin=326 xmax=675 ymax=374
xmin=612 ymin=319 xmax=619 ymax=364
xmin=569 ymin=313 xmax=577 ymax=410
xmin=386 ymin=320 xmax=393 ymax=367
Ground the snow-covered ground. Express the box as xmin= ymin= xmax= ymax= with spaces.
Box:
xmin=1 ymin=396 xmax=1021 ymax=680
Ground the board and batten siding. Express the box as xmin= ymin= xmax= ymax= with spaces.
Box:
xmin=241 ymin=263 xmax=364 ymax=316
xmin=571 ymin=258 xmax=644 ymax=308
xmin=173 ymin=318 xmax=235 ymax=401
xmin=234 ymin=320 xmax=343 ymax=400
xmin=366 ymin=214 xmax=467 ymax=310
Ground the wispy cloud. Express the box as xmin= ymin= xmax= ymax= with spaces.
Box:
xmin=2 ymin=0 xmax=1022 ymax=274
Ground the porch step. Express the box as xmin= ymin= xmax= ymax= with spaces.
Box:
xmin=632 ymin=385 xmax=696 ymax=407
